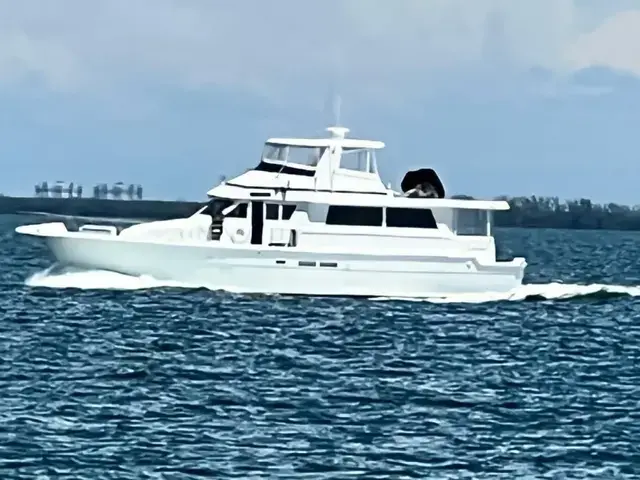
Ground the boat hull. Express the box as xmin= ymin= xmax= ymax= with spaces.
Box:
xmin=18 ymin=223 xmax=526 ymax=298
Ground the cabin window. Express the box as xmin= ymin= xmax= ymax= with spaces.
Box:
xmin=265 ymin=203 xmax=297 ymax=220
xmin=326 ymin=206 xmax=383 ymax=226
xmin=266 ymin=204 xmax=279 ymax=220
xmin=340 ymin=148 xmax=376 ymax=173
xmin=386 ymin=207 xmax=438 ymax=229
xmin=226 ymin=203 xmax=248 ymax=218
xmin=283 ymin=205 xmax=296 ymax=219
xmin=454 ymin=209 xmax=491 ymax=236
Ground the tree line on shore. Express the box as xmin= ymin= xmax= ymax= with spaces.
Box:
xmin=453 ymin=195 xmax=640 ymax=230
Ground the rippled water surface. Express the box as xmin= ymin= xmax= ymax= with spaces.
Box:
xmin=2 ymin=215 xmax=640 ymax=479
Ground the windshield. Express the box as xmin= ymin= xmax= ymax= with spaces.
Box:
xmin=262 ymin=143 xmax=326 ymax=167
xmin=201 ymin=198 xmax=233 ymax=217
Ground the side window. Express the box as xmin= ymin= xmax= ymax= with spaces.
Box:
xmin=227 ymin=203 xmax=248 ymax=218
xmin=264 ymin=203 xmax=296 ymax=220
xmin=326 ymin=206 xmax=383 ymax=226
xmin=282 ymin=205 xmax=296 ymax=220
xmin=455 ymin=209 xmax=489 ymax=235
xmin=266 ymin=204 xmax=279 ymax=220
xmin=340 ymin=148 xmax=370 ymax=172
xmin=386 ymin=208 xmax=437 ymax=228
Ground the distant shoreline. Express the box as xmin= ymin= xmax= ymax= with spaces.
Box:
xmin=489 ymin=196 xmax=640 ymax=231
xmin=0 ymin=196 xmax=202 ymax=221
xmin=2 ymin=194 xmax=640 ymax=231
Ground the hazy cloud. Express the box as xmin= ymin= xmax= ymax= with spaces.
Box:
xmin=0 ymin=0 xmax=638 ymax=99
xmin=567 ymin=9 xmax=640 ymax=76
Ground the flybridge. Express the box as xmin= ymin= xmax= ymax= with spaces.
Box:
xmin=208 ymin=124 xmax=510 ymax=210
xmin=207 ymin=124 xmax=392 ymax=195
xmin=256 ymin=125 xmax=384 ymax=179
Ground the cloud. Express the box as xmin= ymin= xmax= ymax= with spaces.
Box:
xmin=567 ymin=9 xmax=640 ymax=76
xmin=0 ymin=0 xmax=638 ymax=100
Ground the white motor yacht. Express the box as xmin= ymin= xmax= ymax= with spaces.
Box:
xmin=16 ymin=126 xmax=527 ymax=297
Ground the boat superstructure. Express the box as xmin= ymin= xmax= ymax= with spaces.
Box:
xmin=16 ymin=126 xmax=526 ymax=297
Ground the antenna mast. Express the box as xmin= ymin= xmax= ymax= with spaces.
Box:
xmin=326 ymin=93 xmax=348 ymax=138
xmin=333 ymin=94 xmax=342 ymax=127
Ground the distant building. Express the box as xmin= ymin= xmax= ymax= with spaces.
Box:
xmin=91 ymin=183 xmax=143 ymax=200
xmin=34 ymin=181 xmax=79 ymax=198
xmin=34 ymin=181 xmax=141 ymax=200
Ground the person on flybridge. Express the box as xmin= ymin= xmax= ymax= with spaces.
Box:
xmin=403 ymin=182 xmax=439 ymax=198
xmin=400 ymin=168 xmax=446 ymax=199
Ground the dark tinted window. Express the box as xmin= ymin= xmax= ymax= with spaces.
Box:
xmin=326 ymin=206 xmax=383 ymax=226
xmin=266 ymin=204 xmax=279 ymax=220
xmin=386 ymin=207 xmax=437 ymax=228
xmin=201 ymin=198 xmax=233 ymax=216
xmin=282 ymin=204 xmax=296 ymax=220
xmin=227 ymin=203 xmax=248 ymax=218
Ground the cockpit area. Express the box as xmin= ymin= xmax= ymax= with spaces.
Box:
xmin=198 ymin=197 xmax=298 ymax=246
xmin=199 ymin=197 xmax=248 ymax=241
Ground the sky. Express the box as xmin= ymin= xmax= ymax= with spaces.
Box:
xmin=1 ymin=0 xmax=640 ymax=204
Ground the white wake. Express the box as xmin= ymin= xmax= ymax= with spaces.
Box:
xmin=373 ymin=282 xmax=640 ymax=303
xmin=24 ymin=266 xmax=640 ymax=303
xmin=25 ymin=265 xmax=188 ymax=291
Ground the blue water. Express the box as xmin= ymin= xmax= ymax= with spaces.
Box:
xmin=3 ymin=214 xmax=640 ymax=479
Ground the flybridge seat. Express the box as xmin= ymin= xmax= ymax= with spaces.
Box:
xmin=400 ymin=168 xmax=446 ymax=199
